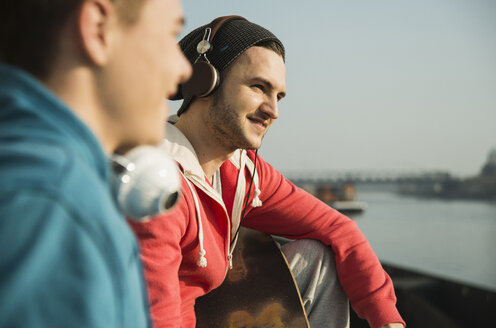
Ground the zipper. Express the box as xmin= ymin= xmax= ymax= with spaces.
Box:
xmin=225 ymin=209 xmax=232 ymax=273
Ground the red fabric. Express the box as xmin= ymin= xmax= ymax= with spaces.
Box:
xmin=129 ymin=150 xmax=405 ymax=328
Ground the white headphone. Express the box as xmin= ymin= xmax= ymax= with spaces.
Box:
xmin=110 ymin=145 xmax=180 ymax=221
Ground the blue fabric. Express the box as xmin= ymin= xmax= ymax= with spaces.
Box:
xmin=0 ymin=64 xmax=151 ymax=327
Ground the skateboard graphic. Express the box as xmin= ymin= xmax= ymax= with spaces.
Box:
xmin=195 ymin=227 xmax=309 ymax=328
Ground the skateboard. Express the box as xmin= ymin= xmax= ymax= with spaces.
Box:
xmin=195 ymin=227 xmax=310 ymax=328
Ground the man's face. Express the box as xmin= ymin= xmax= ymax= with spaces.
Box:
xmin=103 ymin=0 xmax=191 ymax=149
xmin=205 ymin=46 xmax=286 ymax=151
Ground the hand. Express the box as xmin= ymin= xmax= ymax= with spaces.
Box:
xmin=379 ymin=323 xmax=404 ymax=328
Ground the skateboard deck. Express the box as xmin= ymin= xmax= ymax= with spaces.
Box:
xmin=195 ymin=227 xmax=310 ymax=328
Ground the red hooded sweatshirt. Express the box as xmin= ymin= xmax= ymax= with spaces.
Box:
xmin=129 ymin=122 xmax=405 ymax=328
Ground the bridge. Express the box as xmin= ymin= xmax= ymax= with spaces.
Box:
xmin=283 ymin=169 xmax=455 ymax=185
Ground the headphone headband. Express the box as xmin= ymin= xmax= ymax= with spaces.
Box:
xmin=195 ymin=15 xmax=247 ymax=61
xmin=208 ymin=15 xmax=246 ymax=43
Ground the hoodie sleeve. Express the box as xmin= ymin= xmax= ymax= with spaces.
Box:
xmin=242 ymin=154 xmax=405 ymax=328
xmin=128 ymin=180 xmax=190 ymax=328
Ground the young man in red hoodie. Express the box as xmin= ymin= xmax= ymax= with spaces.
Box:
xmin=130 ymin=16 xmax=405 ymax=328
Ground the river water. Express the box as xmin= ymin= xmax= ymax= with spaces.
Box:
xmin=350 ymin=187 xmax=496 ymax=292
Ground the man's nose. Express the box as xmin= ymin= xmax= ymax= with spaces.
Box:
xmin=260 ymin=96 xmax=279 ymax=120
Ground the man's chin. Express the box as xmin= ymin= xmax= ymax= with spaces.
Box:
xmin=141 ymin=132 xmax=165 ymax=148
xmin=243 ymin=139 xmax=263 ymax=151
xmin=235 ymin=131 xmax=264 ymax=151
xmin=243 ymin=145 xmax=260 ymax=151
xmin=116 ymin=131 xmax=164 ymax=154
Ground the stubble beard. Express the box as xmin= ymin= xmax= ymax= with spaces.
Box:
xmin=206 ymin=93 xmax=264 ymax=152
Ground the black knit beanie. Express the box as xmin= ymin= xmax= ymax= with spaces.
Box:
xmin=175 ymin=16 xmax=285 ymax=115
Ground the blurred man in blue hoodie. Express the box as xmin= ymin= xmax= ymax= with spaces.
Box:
xmin=0 ymin=0 xmax=191 ymax=326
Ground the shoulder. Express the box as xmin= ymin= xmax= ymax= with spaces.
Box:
xmin=0 ymin=140 xmax=70 ymax=182
xmin=1 ymin=138 xmax=104 ymax=194
xmin=0 ymin=138 xmax=122 ymax=245
xmin=244 ymin=150 xmax=284 ymax=183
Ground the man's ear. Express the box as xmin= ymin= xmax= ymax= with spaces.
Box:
xmin=78 ymin=0 xmax=116 ymax=66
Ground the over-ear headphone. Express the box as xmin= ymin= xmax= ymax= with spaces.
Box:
xmin=179 ymin=16 xmax=247 ymax=106
xmin=110 ymin=145 xmax=181 ymax=221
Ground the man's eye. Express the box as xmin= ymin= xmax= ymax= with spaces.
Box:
xmin=252 ymin=84 xmax=264 ymax=92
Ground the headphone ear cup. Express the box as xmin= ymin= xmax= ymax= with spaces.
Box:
xmin=183 ymin=61 xmax=220 ymax=98
xmin=111 ymin=146 xmax=181 ymax=221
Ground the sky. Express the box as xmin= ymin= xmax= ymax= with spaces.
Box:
xmin=171 ymin=0 xmax=496 ymax=178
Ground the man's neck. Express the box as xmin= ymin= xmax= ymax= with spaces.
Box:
xmin=44 ymin=68 xmax=119 ymax=155
xmin=174 ymin=114 xmax=234 ymax=183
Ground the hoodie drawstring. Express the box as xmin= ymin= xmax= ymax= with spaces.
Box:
xmin=182 ymin=171 xmax=207 ymax=268
xmin=243 ymin=152 xmax=262 ymax=208
xmin=251 ymin=188 xmax=262 ymax=207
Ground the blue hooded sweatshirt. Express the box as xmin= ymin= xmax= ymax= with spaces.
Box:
xmin=0 ymin=64 xmax=151 ymax=327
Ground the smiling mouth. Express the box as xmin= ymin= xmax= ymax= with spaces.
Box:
xmin=248 ymin=117 xmax=268 ymax=130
